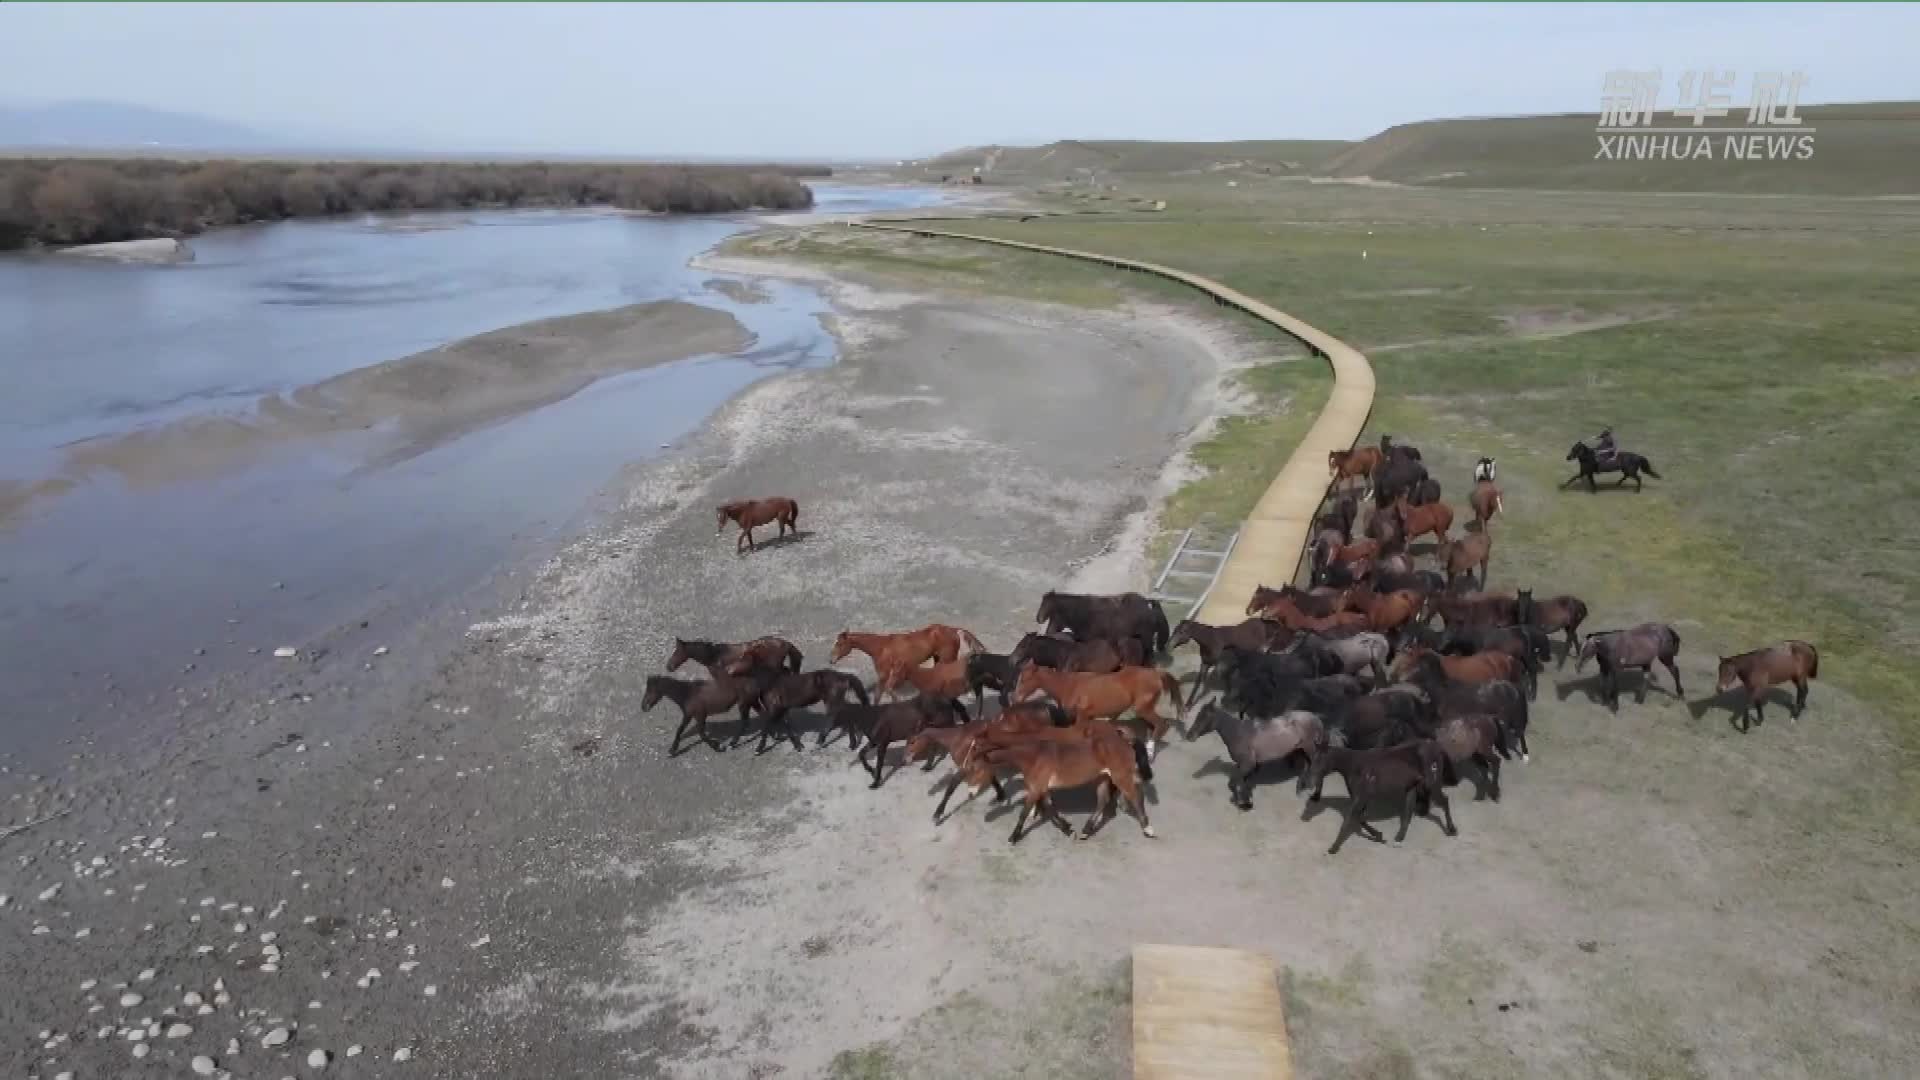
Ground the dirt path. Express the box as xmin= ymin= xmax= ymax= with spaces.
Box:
xmin=0 ymin=261 xmax=1258 ymax=1078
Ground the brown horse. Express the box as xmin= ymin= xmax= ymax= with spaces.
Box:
xmin=1170 ymin=617 xmax=1294 ymax=690
xmin=1347 ymin=585 xmax=1428 ymax=640
xmin=830 ymin=625 xmax=986 ymax=677
xmin=667 ymin=636 xmax=803 ymax=678
xmin=716 ymin=496 xmax=799 ymax=553
xmin=1515 ymin=589 xmax=1590 ymax=666
xmin=1328 ymin=446 xmax=1383 ymax=493
xmin=979 ymin=736 xmax=1154 ymax=843
xmin=1435 ymin=531 xmax=1492 ymax=588
xmin=1246 ymin=584 xmax=1346 ymax=619
xmin=1716 ymin=641 xmax=1819 ymax=731
xmin=1306 ymin=741 xmax=1455 ymax=855
xmin=1430 ymin=589 xmax=1521 ymax=629
xmin=1393 ymin=496 xmax=1454 ymax=545
xmin=642 ymin=674 xmax=757 ymax=755
xmin=1468 ymin=479 xmax=1503 ymax=532
xmin=1392 ymin=645 xmax=1522 ymax=685
xmin=877 ymin=654 xmax=971 ymax=701
xmin=1248 ymin=595 xmax=1371 ymax=637
xmin=1012 ymin=664 xmax=1182 ymax=757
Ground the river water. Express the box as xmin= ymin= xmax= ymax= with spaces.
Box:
xmin=0 ymin=184 xmax=946 ymax=762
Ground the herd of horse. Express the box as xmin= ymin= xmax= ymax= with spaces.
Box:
xmin=647 ymin=432 xmax=1819 ymax=854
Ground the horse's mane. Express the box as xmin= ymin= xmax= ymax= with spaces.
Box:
xmin=673 ymin=638 xmax=726 ymax=660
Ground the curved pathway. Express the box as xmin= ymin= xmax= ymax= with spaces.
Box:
xmin=850 ymin=220 xmax=1375 ymax=625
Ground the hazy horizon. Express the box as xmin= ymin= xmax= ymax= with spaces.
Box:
xmin=4 ymin=2 xmax=1917 ymax=158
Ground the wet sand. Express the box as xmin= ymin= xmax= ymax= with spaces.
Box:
xmin=0 ymin=246 xmax=1254 ymax=1076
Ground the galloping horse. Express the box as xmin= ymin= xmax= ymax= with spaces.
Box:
xmin=716 ymin=496 xmax=800 ymax=553
xmin=1564 ymin=443 xmax=1661 ymax=493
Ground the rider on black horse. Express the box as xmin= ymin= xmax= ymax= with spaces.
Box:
xmin=1588 ymin=426 xmax=1617 ymax=465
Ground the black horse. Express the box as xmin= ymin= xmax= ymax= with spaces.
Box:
xmin=1564 ymin=442 xmax=1661 ymax=493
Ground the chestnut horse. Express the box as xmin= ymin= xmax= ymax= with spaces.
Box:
xmin=1013 ymin=664 xmax=1182 ymax=757
xmin=1468 ymin=479 xmax=1503 ymax=532
xmin=830 ymin=625 xmax=985 ymax=677
xmin=877 ymin=655 xmax=971 ymax=701
xmin=716 ymin=497 xmax=799 ymax=553
xmin=1348 ymin=586 xmax=1428 ymax=641
xmin=1392 ymin=645 xmax=1522 ymax=685
xmin=1328 ymin=447 xmax=1383 ymax=493
xmin=1716 ymin=641 xmax=1819 ymax=731
xmin=979 ymin=736 xmax=1154 ymax=843
xmin=1393 ymin=496 xmax=1454 ymax=545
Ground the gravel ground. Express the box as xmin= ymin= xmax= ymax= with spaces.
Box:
xmin=0 ymin=257 xmax=1251 ymax=1078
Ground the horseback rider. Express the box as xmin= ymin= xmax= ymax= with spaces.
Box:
xmin=1590 ymin=426 xmax=1617 ymax=464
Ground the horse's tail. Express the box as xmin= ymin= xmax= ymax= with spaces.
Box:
xmin=849 ymin=678 xmax=871 ymax=706
xmin=1639 ymin=457 xmax=1661 ymax=479
xmin=785 ymin=642 xmax=804 ymax=672
xmin=958 ymin=628 xmax=987 ymax=656
xmin=1149 ymin=598 xmax=1171 ymax=653
xmin=1131 ymin=737 xmax=1155 ymax=783
xmin=1795 ymin=641 xmax=1820 ymax=679
xmin=786 ymin=499 xmax=799 ymax=526
xmin=1159 ymin=671 xmax=1184 ymax=713
xmin=1567 ymin=597 xmax=1590 ymax=631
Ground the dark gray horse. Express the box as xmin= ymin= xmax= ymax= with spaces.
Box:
xmin=1576 ymin=623 xmax=1683 ymax=710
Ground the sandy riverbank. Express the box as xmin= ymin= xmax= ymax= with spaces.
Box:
xmin=0 ymin=245 xmax=1262 ymax=1077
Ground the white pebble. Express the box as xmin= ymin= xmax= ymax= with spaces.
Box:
xmin=167 ymin=1022 xmax=194 ymax=1038
xmin=127 ymin=1028 xmax=147 ymax=1041
xmin=32 ymin=924 xmax=50 ymax=935
xmin=261 ymin=963 xmax=280 ymax=973
xmin=308 ymin=1000 xmax=322 ymax=1010
xmin=136 ymin=968 xmax=156 ymax=982
xmin=423 ymin=985 xmax=437 ymax=997
xmin=92 ymin=855 xmax=107 ymax=867
xmin=393 ymin=1047 xmax=413 ymax=1062
xmin=120 ymin=992 xmax=143 ymax=1007
xmin=260 ymin=931 xmax=278 ymax=943
xmin=233 ymin=922 xmax=248 ymax=934
xmin=263 ymin=1026 xmax=291 ymax=1047
xmin=373 ymin=646 xmax=389 ymax=657
xmin=440 ymin=877 xmax=454 ymax=888
xmin=192 ymin=1054 xmax=217 ymax=1075
xmin=214 ymin=992 xmax=231 ymax=1007
xmin=81 ymin=979 xmax=99 ymax=991
xmin=184 ymin=991 xmax=203 ymax=1006
xmin=274 ymin=647 xmax=297 ymax=658
xmin=200 ymin=897 xmax=215 ymax=907
xmin=39 ymin=884 xmax=61 ymax=901
xmin=346 ymin=1044 xmax=362 ymax=1057
xmin=397 ymin=962 xmax=418 ymax=974
xmin=468 ymin=934 xmax=490 ymax=949
xmin=133 ymin=1042 xmax=150 ymax=1058
xmin=197 ymin=1004 xmax=213 ymax=1015
xmin=54 ymin=1072 xmax=72 ymax=1080
xmin=74 ymin=927 xmax=92 ymax=938
xmin=308 ymin=1047 xmax=331 ymax=1067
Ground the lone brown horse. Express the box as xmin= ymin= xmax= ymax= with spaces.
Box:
xmin=1392 ymin=496 xmax=1454 ymax=545
xmin=716 ymin=496 xmax=799 ymax=553
xmin=1716 ymin=641 xmax=1819 ymax=731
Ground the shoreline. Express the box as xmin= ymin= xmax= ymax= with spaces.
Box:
xmin=0 ymin=236 xmax=1259 ymax=1076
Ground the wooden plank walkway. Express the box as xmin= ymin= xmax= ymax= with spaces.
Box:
xmin=1132 ymin=944 xmax=1293 ymax=1079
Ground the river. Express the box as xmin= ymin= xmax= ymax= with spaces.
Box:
xmin=0 ymin=184 xmax=948 ymax=763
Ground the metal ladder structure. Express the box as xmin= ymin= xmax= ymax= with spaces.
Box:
xmin=1148 ymin=524 xmax=1241 ymax=621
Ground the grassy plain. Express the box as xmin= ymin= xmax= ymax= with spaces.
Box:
xmin=728 ymin=172 xmax=1920 ymax=1078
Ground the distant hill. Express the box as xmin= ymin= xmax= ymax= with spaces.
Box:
xmin=1318 ymin=101 xmax=1920 ymax=195
xmin=917 ymin=139 xmax=1353 ymax=182
xmin=0 ymin=101 xmax=288 ymax=152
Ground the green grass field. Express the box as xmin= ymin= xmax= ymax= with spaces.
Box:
xmin=738 ymin=173 xmax=1920 ymax=1077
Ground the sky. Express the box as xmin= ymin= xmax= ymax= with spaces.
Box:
xmin=3 ymin=2 xmax=1916 ymax=158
